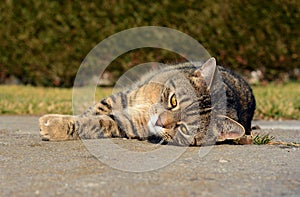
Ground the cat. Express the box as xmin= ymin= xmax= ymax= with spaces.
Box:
xmin=39 ymin=57 xmax=256 ymax=146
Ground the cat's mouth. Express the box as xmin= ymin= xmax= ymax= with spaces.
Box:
xmin=147 ymin=115 xmax=176 ymax=142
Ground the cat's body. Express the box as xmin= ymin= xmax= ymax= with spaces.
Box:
xmin=39 ymin=58 xmax=255 ymax=146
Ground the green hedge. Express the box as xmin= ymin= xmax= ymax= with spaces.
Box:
xmin=0 ymin=0 xmax=299 ymax=87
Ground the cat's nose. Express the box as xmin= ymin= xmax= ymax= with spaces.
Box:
xmin=155 ymin=116 xmax=164 ymax=127
xmin=155 ymin=111 xmax=179 ymax=128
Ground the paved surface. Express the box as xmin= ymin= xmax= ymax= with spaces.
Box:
xmin=0 ymin=116 xmax=300 ymax=197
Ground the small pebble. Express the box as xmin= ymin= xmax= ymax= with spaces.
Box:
xmin=219 ymin=158 xmax=229 ymax=163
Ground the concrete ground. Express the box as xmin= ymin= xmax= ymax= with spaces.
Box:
xmin=0 ymin=116 xmax=299 ymax=197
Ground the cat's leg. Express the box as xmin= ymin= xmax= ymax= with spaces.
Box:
xmin=76 ymin=115 xmax=125 ymax=139
xmin=39 ymin=112 xmax=145 ymax=141
xmin=38 ymin=96 xmax=114 ymax=140
xmin=77 ymin=111 xmax=148 ymax=139
xmin=39 ymin=114 xmax=124 ymax=141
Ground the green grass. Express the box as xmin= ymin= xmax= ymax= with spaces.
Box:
xmin=253 ymin=133 xmax=275 ymax=145
xmin=252 ymin=82 xmax=300 ymax=120
xmin=0 ymin=85 xmax=112 ymax=115
xmin=0 ymin=82 xmax=299 ymax=120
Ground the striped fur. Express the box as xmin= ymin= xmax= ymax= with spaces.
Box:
xmin=39 ymin=58 xmax=256 ymax=146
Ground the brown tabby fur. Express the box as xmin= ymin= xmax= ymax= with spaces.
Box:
xmin=39 ymin=58 xmax=255 ymax=146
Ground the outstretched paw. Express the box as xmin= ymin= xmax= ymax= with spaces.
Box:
xmin=39 ymin=114 xmax=79 ymax=141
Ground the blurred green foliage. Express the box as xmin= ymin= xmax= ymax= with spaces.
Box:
xmin=0 ymin=0 xmax=299 ymax=87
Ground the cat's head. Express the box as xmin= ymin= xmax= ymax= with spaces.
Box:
xmin=147 ymin=57 xmax=245 ymax=146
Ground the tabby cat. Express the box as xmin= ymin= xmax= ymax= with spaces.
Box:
xmin=39 ymin=57 xmax=255 ymax=146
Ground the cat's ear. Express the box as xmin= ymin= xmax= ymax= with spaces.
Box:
xmin=194 ymin=57 xmax=218 ymax=90
xmin=216 ymin=115 xmax=245 ymax=141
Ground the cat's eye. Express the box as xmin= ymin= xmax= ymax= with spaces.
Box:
xmin=169 ymin=94 xmax=177 ymax=109
xmin=180 ymin=124 xmax=188 ymax=135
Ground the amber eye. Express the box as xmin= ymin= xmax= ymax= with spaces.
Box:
xmin=180 ymin=124 xmax=188 ymax=135
xmin=169 ymin=94 xmax=177 ymax=108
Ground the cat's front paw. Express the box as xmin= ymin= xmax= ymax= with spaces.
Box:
xmin=39 ymin=114 xmax=79 ymax=141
